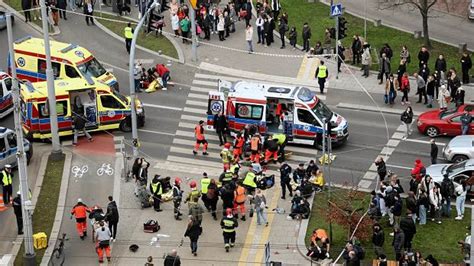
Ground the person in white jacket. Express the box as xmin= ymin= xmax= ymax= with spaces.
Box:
xmin=438 ymin=85 xmax=450 ymax=110
xmin=256 ymin=13 xmax=264 ymax=45
xmin=429 ymin=186 xmax=442 ymax=224
xmin=171 ymin=13 xmax=180 ymax=37
xmin=217 ymin=14 xmax=225 ymax=41
xmin=246 ymin=24 xmax=254 ymax=54
xmin=455 ymin=181 xmax=467 ymax=220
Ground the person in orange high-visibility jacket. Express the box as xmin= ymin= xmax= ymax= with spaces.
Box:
xmin=233 ymin=133 xmax=245 ymax=163
xmin=193 ymin=120 xmax=209 ymax=156
xmin=249 ymin=133 xmax=261 ymax=163
xmin=71 ymin=198 xmax=90 ymax=239
xmin=233 ymin=185 xmax=247 ymax=221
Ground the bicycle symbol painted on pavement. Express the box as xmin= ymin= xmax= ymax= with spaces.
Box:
xmin=97 ymin=163 xmax=114 ymax=176
xmin=71 ymin=165 xmax=89 ymax=178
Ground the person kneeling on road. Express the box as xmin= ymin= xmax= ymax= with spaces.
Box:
xmin=155 ymin=63 xmax=170 ymax=90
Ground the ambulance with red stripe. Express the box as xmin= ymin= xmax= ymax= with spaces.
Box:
xmin=9 ymin=36 xmax=119 ymax=92
xmin=20 ymin=78 xmax=145 ymax=140
xmin=0 ymin=72 xmax=13 ymax=119
xmin=207 ymin=80 xmax=348 ymax=147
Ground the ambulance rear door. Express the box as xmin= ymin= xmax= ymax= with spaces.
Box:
xmin=293 ymin=103 xmax=321 ymax=145
xmin=207 ymin=91 xmax=225 ymax=129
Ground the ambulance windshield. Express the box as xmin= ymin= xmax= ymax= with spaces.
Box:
xmin=77 ymin=57 xmax=107 ymax=78
xmin=312 ymin=100 xmax=333 ymax=121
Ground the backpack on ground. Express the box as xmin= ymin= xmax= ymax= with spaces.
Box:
xmin=143 ymin=219 xmax=160 ymax=233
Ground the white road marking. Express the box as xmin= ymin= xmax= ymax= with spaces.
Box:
xmin=188 ymin=93 xmax=209 ymax=100
xmin=181 ymin=114 xmax=206 ymax=122
xmin=142 ymin=103 xmax=183 ymax=111
xmin=362 ymin=171 xmax=378 ymax=180
xmin=190 ymin=86 xmax=214 ymax=93
xmin=380 ymin=147 xmax=395 ymax=155
xmin=403 ymin=138 xmax=446 ymax=146
xmin=386 ymin=164 xmax=413 ymax=170
xmin=139 ymin=129 xmax=176 ymax=136
xmin=178 ymin=122 xmax=196 ymax=129
xmin=392 ymin=132 xmax=405 ymax=140
xmin=185 ymin=99 xmax=208 ymax=107
xmin=192 ymin=79 xmax=217 ymax=87
xmin=183 ymin=107 xmax=206 ymax=114
xmin=386 ymin=139 xmax=400 ymax=147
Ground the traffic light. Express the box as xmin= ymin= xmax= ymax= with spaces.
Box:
xmin=338 ymin=17 xmax=347 ymax=39
xmin=329 ymin=27 xmax=336 ymax=39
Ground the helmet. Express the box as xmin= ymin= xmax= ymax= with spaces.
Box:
xmin=174 ymin=177 xmax=182 ymax=185
xmin=189 ymin=180 xmax=197 ymax=188
xmin=224 ymin=143 xmax=231 ymax=149
xmin=77 ymin=198 xmax=83 ymax=203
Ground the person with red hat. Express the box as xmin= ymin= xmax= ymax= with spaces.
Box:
xmin=220 ymin=143 xmax=233 ymax=171
xmin=185 ymin=180 xmax=202 ymax=208
xmin=220 ymin=208 xmax=238 ymax=252
xmin=411 ymin=159 xmax=426 ymax=182
xmin=193 ymin=120 xmax=209 ymax=156
xmin=172 ymin=177 xmax=184 ymax=220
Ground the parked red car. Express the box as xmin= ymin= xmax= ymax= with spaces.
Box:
xmin=417 ymin=104 xmax=474 ymax=137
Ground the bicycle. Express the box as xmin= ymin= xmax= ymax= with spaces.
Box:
xmin=49 ymin=233 xmax=67 ymax=266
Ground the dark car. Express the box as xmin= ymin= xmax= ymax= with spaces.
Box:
xmin=0 ymin=8 xmax=14 ymax=30
xmin=417 ymin=104 xmax=474 ymax=137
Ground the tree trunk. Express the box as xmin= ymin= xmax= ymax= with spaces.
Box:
xmin=421 ymin=12 xmax=432 ymax=48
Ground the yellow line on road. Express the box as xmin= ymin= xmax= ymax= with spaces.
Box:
xmin=253 ymin=186 xmax=281 ymax=264
xmin=238 ymin=198 xmax=259 ymax=266
xmin=296 ymin=54 xmax=309 ymax=80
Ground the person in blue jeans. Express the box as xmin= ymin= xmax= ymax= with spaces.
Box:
xmin=460 ymin=110 xmax=472 ymax=135
xmin=417 ymin=189 xmax=429 ymax=225
xmin=455 ymin=181 xmax=467 ymax=220
xmin=254 ymin=189 xmax=268 ymax=226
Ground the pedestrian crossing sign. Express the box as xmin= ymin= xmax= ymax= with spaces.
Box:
xmin=331 ymin=4 xmax=343 ymax=17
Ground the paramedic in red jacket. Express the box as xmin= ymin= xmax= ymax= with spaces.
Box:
xmin=411 ymin=159 xmax=425 ymax=182
xmin=155 ymin=64 xmax=170 ymax=90
xmin=193 ymin=120 xmax=209 ymax=156
xmin=71 ymin=198 xmax=90 ymax=239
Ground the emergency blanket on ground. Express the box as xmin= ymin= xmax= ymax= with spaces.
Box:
xmin=145 ymin=78 xmax=163 ymax=93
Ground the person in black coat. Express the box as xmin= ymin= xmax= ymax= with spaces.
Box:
xmin=392 ymin=226 xmax=405 ymax=262
xmin=372 ymin=223 xmax=384 ymax=257
xmin=400 ymin=211 xmax=416 ymax=251
xmin=279 ymin=162 xmax=292 ymax=199
xmin=351 ymin=35 xmax=362 ymax=65
xmin=430 ymin=139 xmax=438 ymax=164
xmin=202 ymin=12 xmax=211 ymax=40
xmin=12 ymin=192 xmax=23 ymax=235
xmin=163 ymin=249 xmax=181 ymax=266
xmin=105 ymin=196 xmax=119 ymax=240
xmin=302 ymin=22 xmax=311 ymax=52
xmin=434 ymin=54 xmax=447 ymax=80
xmin=418 ymin=46 xmax=430 ymax=69
xmin=460 ymin=52 xmax=472 ymax=84
xmin=21 ymin=0 xmax=32 ymax=22
xmin=447 ymin=69 xmax=461 ymax=99
xmin=56 ymin=0 xmax=67 ymax=20
xmin=214 ymin=112 xmax=228 ymax=146
xmin=184 ymin=217 xmax=202 ymax=256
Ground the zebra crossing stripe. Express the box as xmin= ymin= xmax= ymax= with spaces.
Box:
xmin=180 ymin=114 xmax=206 ymax=122
xmin=185 ymin=100 xmax=208 ymax=107
xmin=183 ymin=107 xmax=206 ymax=114
xmin=192 ymin=79 xmax=216 ymax=87
xmin=188 ymin=93 xmax=209 ymax=100
xmin=190 ymin=86 xmax=214 ymax=93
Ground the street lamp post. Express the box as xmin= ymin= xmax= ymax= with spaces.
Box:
xmin=364 ymin=0 xmax=367 ymax=40
xmin=129 ymin=0 xmax=160 ymax=157
xmin=40 ymin=0 xmax=62 ymax=159
xmin=7 ymin=14 xmax=36 ymax=266
xmin=189 ymin=2 xmax=198 ymax=62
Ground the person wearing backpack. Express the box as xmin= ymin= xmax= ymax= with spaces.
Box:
xmin=440 ymin=175 xmax=454 ymax=217
xmin=206 ymin=179 xmax=219 ymax=220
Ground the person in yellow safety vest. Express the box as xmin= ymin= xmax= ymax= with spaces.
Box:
xmin=124 ymin=22 xmax=134 ymax=54
xmin=230 ymin=163 xmax=240 ymax=181
xmin=315 ymin=60 xmax=328 ymax=94
xmin=185 ymin=181 xmax=202 ymax=208
xmin=150 ymin=175 xmax=163 ymax=212
xmin=2 ymin=165 xmax=13 ymax=206
xmin=272 ymin=133 xmax=288 ymax=162
xmin=233 ymin=185 xmax=247 ymax=221
xmin=250 ymin=133 xmax=261 ymax=163
xmin=221 ymin=208 xmax=238 ymax=252
xmin=242 ymin=168 xmax=257 ymax=194
xmin=220 ymin=143 xmax=233 ymax=171
xmin=219 ymin=169 xmax=234 ymax=186
xmin=200 ymin=172 xmax=211 ymax=211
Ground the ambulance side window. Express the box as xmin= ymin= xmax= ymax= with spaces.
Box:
xmin=4 ymin=78 xmax=12 ymax=91
xmin=38 ymin=59 xmax=61 ymax=78
xmin=0 ymin=138 xmax=6 ymax=153
xmin=65 ymin=65 xmax=81 ymax=78
xmin=101 ymin=95 xmax=124 ymax=109
xmin=38 ymin=101 xmax=68 ymax=118
xmin=235 ymin=103 xmax=263 ymax=120
xmin=6 ymin=133 xmax=17 ymax=149
xmin=297 ymin=109 xmax=319 ymax=126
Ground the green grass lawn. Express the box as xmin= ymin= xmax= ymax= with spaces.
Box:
xmin=306 ymin=189 xmax=470 ymax=263
xmin=96 ymin=12 xmax=178 ymax=59
xmin=274 ymin=0 xmax=465 ymax=75
xmin=14 ymin=154 xmax=65 ymax=266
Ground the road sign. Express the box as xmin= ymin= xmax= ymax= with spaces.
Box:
xmin=330 ymin=3 xmax=343 ymax=17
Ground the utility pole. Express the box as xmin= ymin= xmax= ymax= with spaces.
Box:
xmin=335 ymin=16 xmax=339 ymax=80
xmin=129 ymin=0 xmax=160 ymax=157
xmin=327 ymin=121 xmax=333 ymax=243
xmin=471 ymin=207 xmax=474 ymax=265
xmin=40 ymin=0 xmax=62 ymax=159
xmin=7 ymin=14 xmax=36 ymax=266
xmin=189 ymin=0 xmax=198 ymax=62
xmin=364 ymin=0 xmax=367 ymax=40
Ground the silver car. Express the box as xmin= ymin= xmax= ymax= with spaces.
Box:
xmin=0 ymin=127 xmax=32 ymax=169
xmin=470 ymin=0 xmax=474 ymax=20
xmin=0 ymin=8 xmax=14 ymax=30
xmin=443 ymin=135 xmax=474 ymax=163
xmin=427 ymin=159 xmax=474 ymax=187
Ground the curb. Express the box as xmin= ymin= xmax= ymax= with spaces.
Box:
xmin=95 ymin=11 xmax=185 ymax=64
xmin=40 ymin=151 xmax=72 ymax=266
xmin=4 ymin=150 xmax=50 ymax=264
xmin=336 ymin=102 xmax=422 ymax=116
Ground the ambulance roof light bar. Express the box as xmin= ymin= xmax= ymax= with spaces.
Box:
xmin=59 ymin=44 xmax=78 ymax=54
xmin=14 ymin=35 xmax=32 ymax=44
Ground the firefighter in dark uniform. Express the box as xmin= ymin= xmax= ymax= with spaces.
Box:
xmin=221 ymin=208 xmax=238 ymax=252
xmin=12 ymin=191 xmax=23 ymax=235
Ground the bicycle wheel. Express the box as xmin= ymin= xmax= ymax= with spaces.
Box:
xmin=49 ymin=248 xmax=65 ymax=266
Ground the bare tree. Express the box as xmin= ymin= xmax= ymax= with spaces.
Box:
xmin=381 ymin=0 xmax=438 ymax=48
